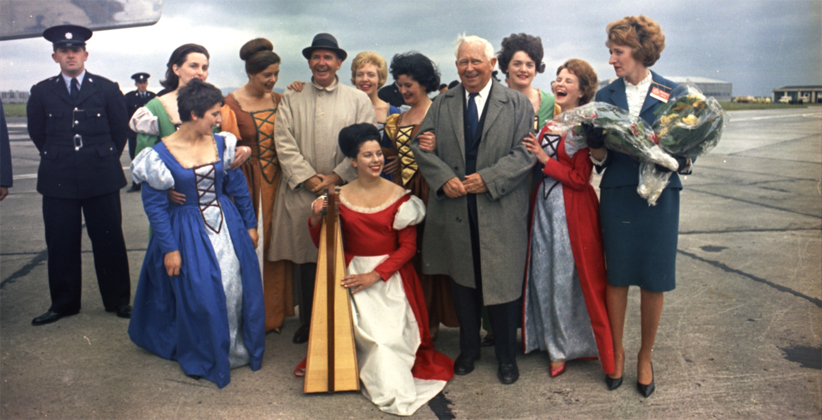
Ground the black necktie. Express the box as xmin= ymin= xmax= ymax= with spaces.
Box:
xmin=71 ymin=78 xmax=80 ymax=101
xmin=467 ymin=93 xmax=478 ymax=139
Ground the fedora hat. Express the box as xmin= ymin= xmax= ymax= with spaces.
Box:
xmin=302 ymin=33 xmax=347 ymax=61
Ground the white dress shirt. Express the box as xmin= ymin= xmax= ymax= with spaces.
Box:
xmin=62 ymin=70 xmax=86 ymax=94
xmin=625 ymin=71 xmax=653 ymax=120
xmin=464 ymin=78 xmax=493 ymax=117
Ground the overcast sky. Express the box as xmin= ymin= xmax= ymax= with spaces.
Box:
xmin=1 ymin=0 xmax=820 ymax=97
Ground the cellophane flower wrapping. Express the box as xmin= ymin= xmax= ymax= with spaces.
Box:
xmin=555 ymin=102 xmax=679 ymax=171
xmin=637 ymin=82 xmax=726 ymax=205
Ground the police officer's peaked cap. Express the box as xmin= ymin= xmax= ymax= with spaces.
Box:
xmin=131 ymin=73 xmax=150 ymax=82
xmin=43 ymin=25 xmax=92 ymax=48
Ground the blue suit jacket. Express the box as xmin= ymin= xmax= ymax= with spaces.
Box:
xmin=595 ymin=71 xmax=684 ymax=189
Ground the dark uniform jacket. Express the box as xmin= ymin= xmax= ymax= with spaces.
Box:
xmin=124 ymin=89 xmax=156 ymax=122
xmin=27 ymin=72 xmax=128 ymax=199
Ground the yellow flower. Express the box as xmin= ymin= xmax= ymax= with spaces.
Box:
xmin=682 ymin=115 xmax=699 ymax=126
xmin=660 ymin=114 xmax=676 ymax=126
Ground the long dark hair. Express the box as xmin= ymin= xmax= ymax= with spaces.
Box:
xmin=160 ymin=43 xmax=210 ymax=90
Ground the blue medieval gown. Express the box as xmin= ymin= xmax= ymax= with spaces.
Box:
xmin=128 ymin=133 xmax=265 ymax=389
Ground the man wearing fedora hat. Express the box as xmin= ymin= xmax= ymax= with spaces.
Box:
xmin=124 ymin=72 xmax=155 ymax=192
xmin=27 ymin=24 xmax=132 ymax=326
xmin=270 ymin=33 xmax=376 ymax=343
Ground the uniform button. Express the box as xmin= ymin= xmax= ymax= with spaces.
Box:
xmin=74 ymin=120 xmax=79 ymax=125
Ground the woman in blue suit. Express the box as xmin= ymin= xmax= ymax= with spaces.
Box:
xmin=586 ymin=15 xmax=691 ymax=397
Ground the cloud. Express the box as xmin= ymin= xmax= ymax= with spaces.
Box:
xmin=1 ymin=0 xmax=819 ymax=96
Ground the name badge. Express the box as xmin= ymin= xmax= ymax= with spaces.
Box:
xmin=650 ymin=86 xmax=670 ymax=103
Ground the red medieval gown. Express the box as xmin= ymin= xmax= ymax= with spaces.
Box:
xmin=309 ymin=190 xmax=453 ymax=415
xmin=522 ymin=122 xmax=615 ymax=375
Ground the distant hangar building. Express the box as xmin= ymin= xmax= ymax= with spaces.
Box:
xmin=772 ymin=86 xmax=821 ymax=103
xmin=597 ymin=77 xmax=732 ymax=101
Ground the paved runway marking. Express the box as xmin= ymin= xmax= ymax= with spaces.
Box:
xmin=687 ymin=187 xmax=822 ymax=219
xmin=678 ymin=249 xmax=822 ymax=309
xmin=731 ymin=112 xmax=821 ymax=123
xmin=0 ymin=249 xmax=47 ymax=289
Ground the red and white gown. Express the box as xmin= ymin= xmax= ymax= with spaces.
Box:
xmin=309 ymin=190 xmax=454 ymax=416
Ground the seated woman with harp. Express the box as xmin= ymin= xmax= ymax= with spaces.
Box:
xmin=308 ymin=123 xmax=453 ymax=416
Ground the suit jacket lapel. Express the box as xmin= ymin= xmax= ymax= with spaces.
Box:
xmin=75 ymin=72 xmax=97 ymax=105
xmin=639 ymin=71 xmax=665 ymax=119
xmin=608 ymin=78 xmax=628 ymax=111
xmin=480 ymin=80 xmax=504 ymax=143
xmin=447 ymin=85 xmax=466 ymax=163
xmin=51 ymin=75 xmax=74 ymax=107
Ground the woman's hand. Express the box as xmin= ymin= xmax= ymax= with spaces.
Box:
xmin=309 ymin=196 xmax=327 ymax=227
xmin=248 ymin=228 xmax=259 ymax=248
xmin=168 ymin=188 xmax=185 ymax=205
xmin=417 ymin=131 xmax=436 ymax=152
xmin=342 ymin=271 xmax=382 ymax=293
xmin=522 ymin=132 xmax=549 ymax=165
xmin=383 ymin=155 xmax=399 ymax=176
xmin=287 ymin=81 xmax=305 ymax=92
xmin=164 ymin=250 xmax=181 ymax=276
xmin=230 ymin=146 xmax=251 ymax=170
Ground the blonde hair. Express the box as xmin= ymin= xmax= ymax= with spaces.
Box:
xmin=350 ymin=51 xmax=388 ymax=87
xmin=605 ymin=15 xmax=666 ymax=67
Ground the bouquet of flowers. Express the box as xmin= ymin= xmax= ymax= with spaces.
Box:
xmin=557 ymin=102 xmax=680 ymax=171
xmin=555 ymin=82 xmax=725 ymax=205
xmin=637 ymin=83 xmax=726 ymax=205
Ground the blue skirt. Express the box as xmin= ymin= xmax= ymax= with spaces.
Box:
xmin=599 ymin=186 xmax=680 ymax=292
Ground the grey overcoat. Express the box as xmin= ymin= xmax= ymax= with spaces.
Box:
xmin=410 ymin=80 xmax=535 ymax=305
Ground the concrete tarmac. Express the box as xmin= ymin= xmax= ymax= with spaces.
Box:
xmin=1 ymin=107 xmax=820 ymax=419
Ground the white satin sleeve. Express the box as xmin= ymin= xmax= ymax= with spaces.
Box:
xmin=131 ymin=148 xmax=174 ymax=190
xmin=393 ymin=195 xmax=426 ymax=230
xmin=129 ymin=106 xmax=159 ymax=136
xmin=219 ymin=132 xmax=237 ymax=171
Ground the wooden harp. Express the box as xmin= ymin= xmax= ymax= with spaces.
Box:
xmin=304 ymin=186 xmax=360 ymax=393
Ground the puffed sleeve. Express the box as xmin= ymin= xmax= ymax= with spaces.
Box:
xmin=373 ymin=194 xmax=421 ymax=282
xmin=392 ymin=194 xmax=426 ymax=230
xmin=219 ymin=133 xmax=256 ymax=229
xmin=129 ymin=106 xmax=159 ymax=136
xmin=132 ymin=106 xmax=161 ymax=159
xmin=220 ymin=131 xmax=237 ymax=170
xmin=131 ymin=148 xmax=178 ymax=254
xmin=131 ymin=147 xmax=174 ymax=190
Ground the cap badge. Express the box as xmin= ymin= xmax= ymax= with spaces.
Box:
xmin=65 ymin=32 xmax=73 ymax=40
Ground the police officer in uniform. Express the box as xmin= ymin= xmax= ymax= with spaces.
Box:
xmin=123 ymin=72 xmax=155 ymax=192
xmin=27 ymin=25 xmax=132 ymax=326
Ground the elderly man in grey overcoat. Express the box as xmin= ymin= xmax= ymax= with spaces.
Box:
xmin=410 ymin=35 xmax=535 ymax=384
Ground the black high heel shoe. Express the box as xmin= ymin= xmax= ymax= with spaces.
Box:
xmin=605 ymin=374 xmax=623 ymax=390
xmin=605 ymin=351 xmax=624 ymax=390
xmin=637 ymin=362 xmax=655 ymax=397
